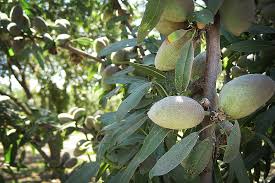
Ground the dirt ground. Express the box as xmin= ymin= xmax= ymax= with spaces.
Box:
xmin=0 ymin=132 xmax=95 ymax=183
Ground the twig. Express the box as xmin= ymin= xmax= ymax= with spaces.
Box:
xmin=63 ymin=44 xmax=104 ymax=64
xmin=7 ymin=61 xmax=33 ymax=99
xmin=31 ymin=141 xmax=50 ymax=162
xmin=0 ymin=90 xmax=32 ymax=115
xmin=200 ymin=15 xmax=220 ymax=183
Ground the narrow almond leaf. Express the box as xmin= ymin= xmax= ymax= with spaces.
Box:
xmin=149 ymin=132 xmax=199 ymax=178
xmin=66 ymin=162 xmax=100 ymax=183
xmin=137 ymin=0 xmax=166 ymax=43
xmin=72 ymin=37 xmax=93 ymax=46
xmin=181 ymin=138 xmax=213 ymax=179
xmin=99 ymin=38 xmax=137 ymax=57
xmin=190 ymin=9 xmax=214 ymax=24
xmin=129 ymin=62 xmax=166 ymax=80
xmin=230 ymin=153 xmax=250 ymax=183
xmin=208 ymin=0 xmax=224 ymax=15
xmin=32 ymin=44 xmax=45 ymax=69
xmin=116 ymin=82 xmax=151 ymax=121
xmin=119 ymin=125 xmax=170 ymax=183
xmin=175 ymin=40 xmax=194 ymax=94
xmin=223 ymin=121 xmax=241 ymax=163
xmin=227 ymin=40 xmax=274 ymax=52
xmin=116 ymin=116 xmax=147 ymax=144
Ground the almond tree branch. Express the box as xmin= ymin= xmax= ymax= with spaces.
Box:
xmin=0 ymin=90 xmax=32 ymax=115
xmin=62 ymin=43 xmax=104 ymax=64
xmin=200 ymin=15 xmax=221 ymax=183
xmin=7 ymin=60 xmax=33 ymax=99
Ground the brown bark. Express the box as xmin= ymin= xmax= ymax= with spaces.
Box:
xmin=200 ymin=15 xmax=221 ymax=183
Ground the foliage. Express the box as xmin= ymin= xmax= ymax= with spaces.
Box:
xmin=0 ymin=0 xmax=275 ymax=183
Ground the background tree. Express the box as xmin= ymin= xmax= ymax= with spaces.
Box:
xmin=0 ymin=0 xmax=275 ymax=183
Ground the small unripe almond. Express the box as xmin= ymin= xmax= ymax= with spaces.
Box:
xmin=111 ymin=49 xmax=129 ymax=64
xmin=155 ymin=29 xmax=193 ymax=71
xmin=155 ymin=19 xmax=186 ymax=36
xmin=191 ymin=51 xmax=222 ymax=81
xmin=230 ymin=66 xmax=247 ymax=78
xmin=148 ymin=96 xmax=205 ymax=130
xmin=94 ymin=37 xmax=109 ymax=54
xmin=220 ymin=0 xmax=255 ymax=36
xmin=61 ymin=152 xmax=71 ymax=164
xmin=63 ymin=158 xmax=78 ymax=168
xmin=219 ymin=74 xmax=275 ymax=119
xmin=161 ymin=0 xmax=194 ymax=22
xmin=58 ymin=113 xmax=74 ymax=123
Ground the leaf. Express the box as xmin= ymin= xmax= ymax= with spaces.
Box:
xmin=115 ymin=116 xmax=147 ymax=144
xmin=255 ymin=133 xmax=275 ymax=152
xmin=116 ymin=82 xmax=151 ymax=121
xmin=72 ymin=37 xmax=93 ymax=46
xmin=102 ymin=112 xmax=144 ymax=132
xmin=99 ymin=38 xmax=137 ymax=57
xmin=230 ymin=153 xmax=250 ymax=183
xmin=175 ymin=40 xmax=194 ymax=94
xmin=137 ymin=0 xmax=166 ymax=43
xmin=100 ymin=86 xmax=121 ymax=108
xmin=105 ymin=75 xmax=146 ymax=84
xmin=248 ymin=24 xmax=275 ymax=34
xmin=207 ymin=0 xmax=224 ymax=15
xmin=227 ymin=40 xmax=274 ymax=52
xmin=149 ymin=132 xmax=199 ymax=178
xmin=181 ymin=138 xmax=213 ymax=179
xmin=98 ymin=112 xmax=117 ymax=127
xmin=96 ymin=135 xmax=114 ymax=161
xmin=190 ymin=9 xmax=214 ymax=24
xmin=143 ymin=54 xmax=155 ymax=65
xmin=119 ymin=125 xmax=170 ymax=183
xmin=223 ymin=121 xmax=241 ymax=163
xmin=213 ymin=162 xmax=223 ymax=183
xmin=255 ymin=106 xmax=275 ymax=134
xmin=129 ymin=62 xmax=166 ymax=80
xmin=66 ymin=162 xmax=100 ymax=183
xmin=32 ymin=44 xmax=45 ymax=69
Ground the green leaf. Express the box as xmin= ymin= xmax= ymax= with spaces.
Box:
xmin=149 ymin=132 xmax=199 ymax=178
xmin=248 ymin=24 xmax=275 ymax=34
xmin=105 ymin=75 xmax=146 ymax=84
xmin=223 ymin=121 xmax=241 ymax=163
xmin=181 ymin=138 xmax=213 ymax=179
xmin=72 ymin=37 xmax=93 ymax=46
xmin=227 ymin=40 xmax=274 ymax=52
xmin=143 ymin=54 xmax=155 ymax=65
xmin=96 ymin=135 xmax=114 ymax=161
xmin=99 ymin=38 xmax=137 ymax=57
xmin=100 ymin=86 xmax=121 ymax=108
xmin=175 ymin=40 xmax=194 ymax=94
xmin=190 ymin=9 xmax=214 ymax=24
xmin=115 ymin=116 xmax=147 ymax=144
xmin=66 ymin=162 xmax=100 ymax=183
xmin=129 ymin=62 xmax=166 ymax=80
xmin=207 ymin=0 xmax=224 ymax=15
xmin=116 ymin=82 xmax=151 ymax=121
xmin=32 ymin=44 xmax=45 ymax=69
xmin=255 ymin=106 xmax=275 ymax=134
xmin=230 ymin=153 xmax=250 ymax=183
xmin=137 ymin=0 xmax=166 ymax=43
xmin=119 ymin=125 xmax=170 ymax=183
xmin=98 ymin=112 xmax=117 ymax=127
xmin=213 ymin=162 xmax=223 ymax=183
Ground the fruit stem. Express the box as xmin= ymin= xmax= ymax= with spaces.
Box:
xmin=200 ymin=14 xmax=221 ymax=183
xmin=198 ymin=123 xmax=215 ymax=134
